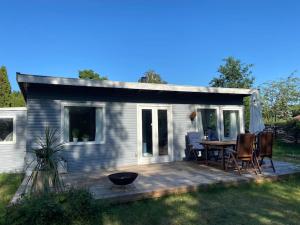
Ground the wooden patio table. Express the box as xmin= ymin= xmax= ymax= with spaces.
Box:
xmin=200 ymin=140 xmax=236 ymax=170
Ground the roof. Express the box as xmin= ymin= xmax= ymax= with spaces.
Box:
xmin=17 ymin=72 xmax=254 ymax=96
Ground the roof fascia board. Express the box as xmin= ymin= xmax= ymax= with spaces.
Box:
xmin=17 ymin=73 xmax=253 ymax=95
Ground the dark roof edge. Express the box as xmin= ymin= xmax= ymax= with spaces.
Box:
xmin=17 ymin=72 xmax=254 ymax=96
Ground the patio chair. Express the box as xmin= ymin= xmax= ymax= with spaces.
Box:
xmin=186 ymin=132 xmax=204 ymax=160
xmin=257 ymin=132 xmax=275 ymax=172
xmin=206 ymin=129 xmax=220 ymax=161
xmin=226 ymin=133 xmax=258 ymax=175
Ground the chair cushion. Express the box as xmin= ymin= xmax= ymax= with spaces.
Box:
xmin=191 ymin=143 xmax=204 ymax=150
xmin=187 ymin=132 xmax=204 ymax=150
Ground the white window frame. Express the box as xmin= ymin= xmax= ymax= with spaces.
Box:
xmin=195 ymin=105 xmax=221 ymax=141
xmin=195 ymin=105 xmax=244 ymax=141
xmin=220 ymin=105 xmax=245 ymax=141
xmin=61 ymin=102 xmax=106 ymax=145
xmin=0 ymin=115 xmax=16 ymax=144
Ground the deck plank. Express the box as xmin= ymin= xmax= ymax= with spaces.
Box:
xmin=62 ymin=161 xmax=300 ymax=203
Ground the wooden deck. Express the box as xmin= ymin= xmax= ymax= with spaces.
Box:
xmin=62 ymin=160 xmax=300 ymax=203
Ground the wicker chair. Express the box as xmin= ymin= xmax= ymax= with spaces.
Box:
xmin=226 ymin=133 xmax=258 ymax=175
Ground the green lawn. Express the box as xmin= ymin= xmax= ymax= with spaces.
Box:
xmin=101 ymin=176 xmax=300 ymax=225
xmin=273 ymin=140 xmax=300 ymax=164
xmin=2 ymin=174 xmax=300 ymax=225
xmin=0 ymin=173 xmax=23 ymax=222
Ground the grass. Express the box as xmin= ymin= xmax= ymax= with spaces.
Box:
xmin=4 ymin=173 xmax=299 ymax=225
xmin=0 ymin=173 xmax=23 ymax=222
xmin=273 ymin=140 xmax=300 ymax=164
xmin=101 ymin=176 xmax=300 ymax=225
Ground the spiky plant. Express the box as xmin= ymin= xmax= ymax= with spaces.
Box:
xmin=26 ymin=127 xmax=65 ymax=194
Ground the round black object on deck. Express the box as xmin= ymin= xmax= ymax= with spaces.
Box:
xmin=108 ymin=172 xmax=138 ymax=185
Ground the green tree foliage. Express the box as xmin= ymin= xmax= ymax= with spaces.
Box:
xmin=0 ymin=66 xmax=25 ymax=107
xmin=260 ymin=74 xmax=300 ymax=123
xmin=10 ymin=91 xmax=25 ymax=107
xmin=210 ymin=57 xmax=255 ymax=130
xmin=0 ymin=66 xmax=12 ymax=107
xmin=290 ymin=105 xmax=300 ymax=117
xmin=209 ymin=57 xmax=254 ymax=88
xmin=138 ymin=70 xmax=167 ymax=84
xmin=78 ymin=69 xmax=108 ymax=81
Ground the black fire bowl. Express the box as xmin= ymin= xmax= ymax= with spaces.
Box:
xmin=108 ymin=172 xmax=138 ymax=185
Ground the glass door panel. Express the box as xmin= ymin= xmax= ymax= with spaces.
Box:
xmin=197 ymin=108 xmax=218 ymax=140
xmin=158 ymin=110 xmax=168 ymax=156
xmin=142 ymin=109 xmax=153 ymax=157
xmin=223 ymin=110 xmax=240 ymax=140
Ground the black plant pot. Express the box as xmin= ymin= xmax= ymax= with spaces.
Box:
xmin=108 ymin=172 xmax=138 ymax=185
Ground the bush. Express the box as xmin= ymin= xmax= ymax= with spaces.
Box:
xmin=4 ymin=194 xmax=67 ymax=225
xmin=58 ymin=189 xmax=100 ymax=223
xmin=4 ymin=189 xmax=101 ymax=225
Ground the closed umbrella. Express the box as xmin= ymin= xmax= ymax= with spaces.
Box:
xmin=249 ymin=90 xmax=265 ymax=134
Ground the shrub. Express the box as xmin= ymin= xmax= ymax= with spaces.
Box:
xmin=4 ymin=189 xmax=101 ymax=225
xmin=4 ymin=194 xmax=68 ymax=225
xmin=58 ymin=189 xmax=99 ymax=223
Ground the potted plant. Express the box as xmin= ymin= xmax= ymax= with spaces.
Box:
xmin=82 ymin=134 xmax=89 ymax=142
xmin=189 ymin=111 xmax=196 ymax=122
xmin=72 ymin=128 xmax=79 ymax=142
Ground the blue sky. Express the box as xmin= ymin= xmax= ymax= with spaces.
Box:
xmin=1 ymin=0 xmax=299 ymax=91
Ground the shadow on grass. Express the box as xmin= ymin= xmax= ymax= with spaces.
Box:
xmin=99 ymin=175 xmax=300 ymax=225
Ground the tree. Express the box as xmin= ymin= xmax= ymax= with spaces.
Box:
xmin=78 ymin=69 xmax=108 ymax=81
xmin=210 ymin=57 xmax=255 ymax=130
xmin=260 ymin=75 xmax=300 ymax=123
xmin=10 ymin=91 xmax=25 ymax=107
xmin=210 ymin=57 xmax=254 ymax=88
xmin=138 ymin=70 xmax=167 ymax=84
xmin=0 ymin=66 xmax=12 ymax=107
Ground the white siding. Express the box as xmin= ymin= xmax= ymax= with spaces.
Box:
xmin=26 ymin=98 xmax=138 ymax=172
xmin=0 ymin=109 xmax=27 ymax=173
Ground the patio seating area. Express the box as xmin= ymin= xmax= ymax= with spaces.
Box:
xmin=62 ymin=160 xmax=300 ymax=203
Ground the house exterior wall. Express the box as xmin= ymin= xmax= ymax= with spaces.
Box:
xmin=0 ymin=108 xmax=27 ymax=173
xmin=25 ymin=84 xmax=245 ymax=172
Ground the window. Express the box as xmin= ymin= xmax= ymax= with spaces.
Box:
xmin=0 ymin=118 xmax=14 ymax=143
xmin=63 ymin=105 xmax=105 ymax=144
xmin=197 ymin=108 xmax=219 ymax=140
xmin=223 ymin=110 xmax=241 ymax=140
xmin=196 ymin=105 xmax=244 ymax=141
